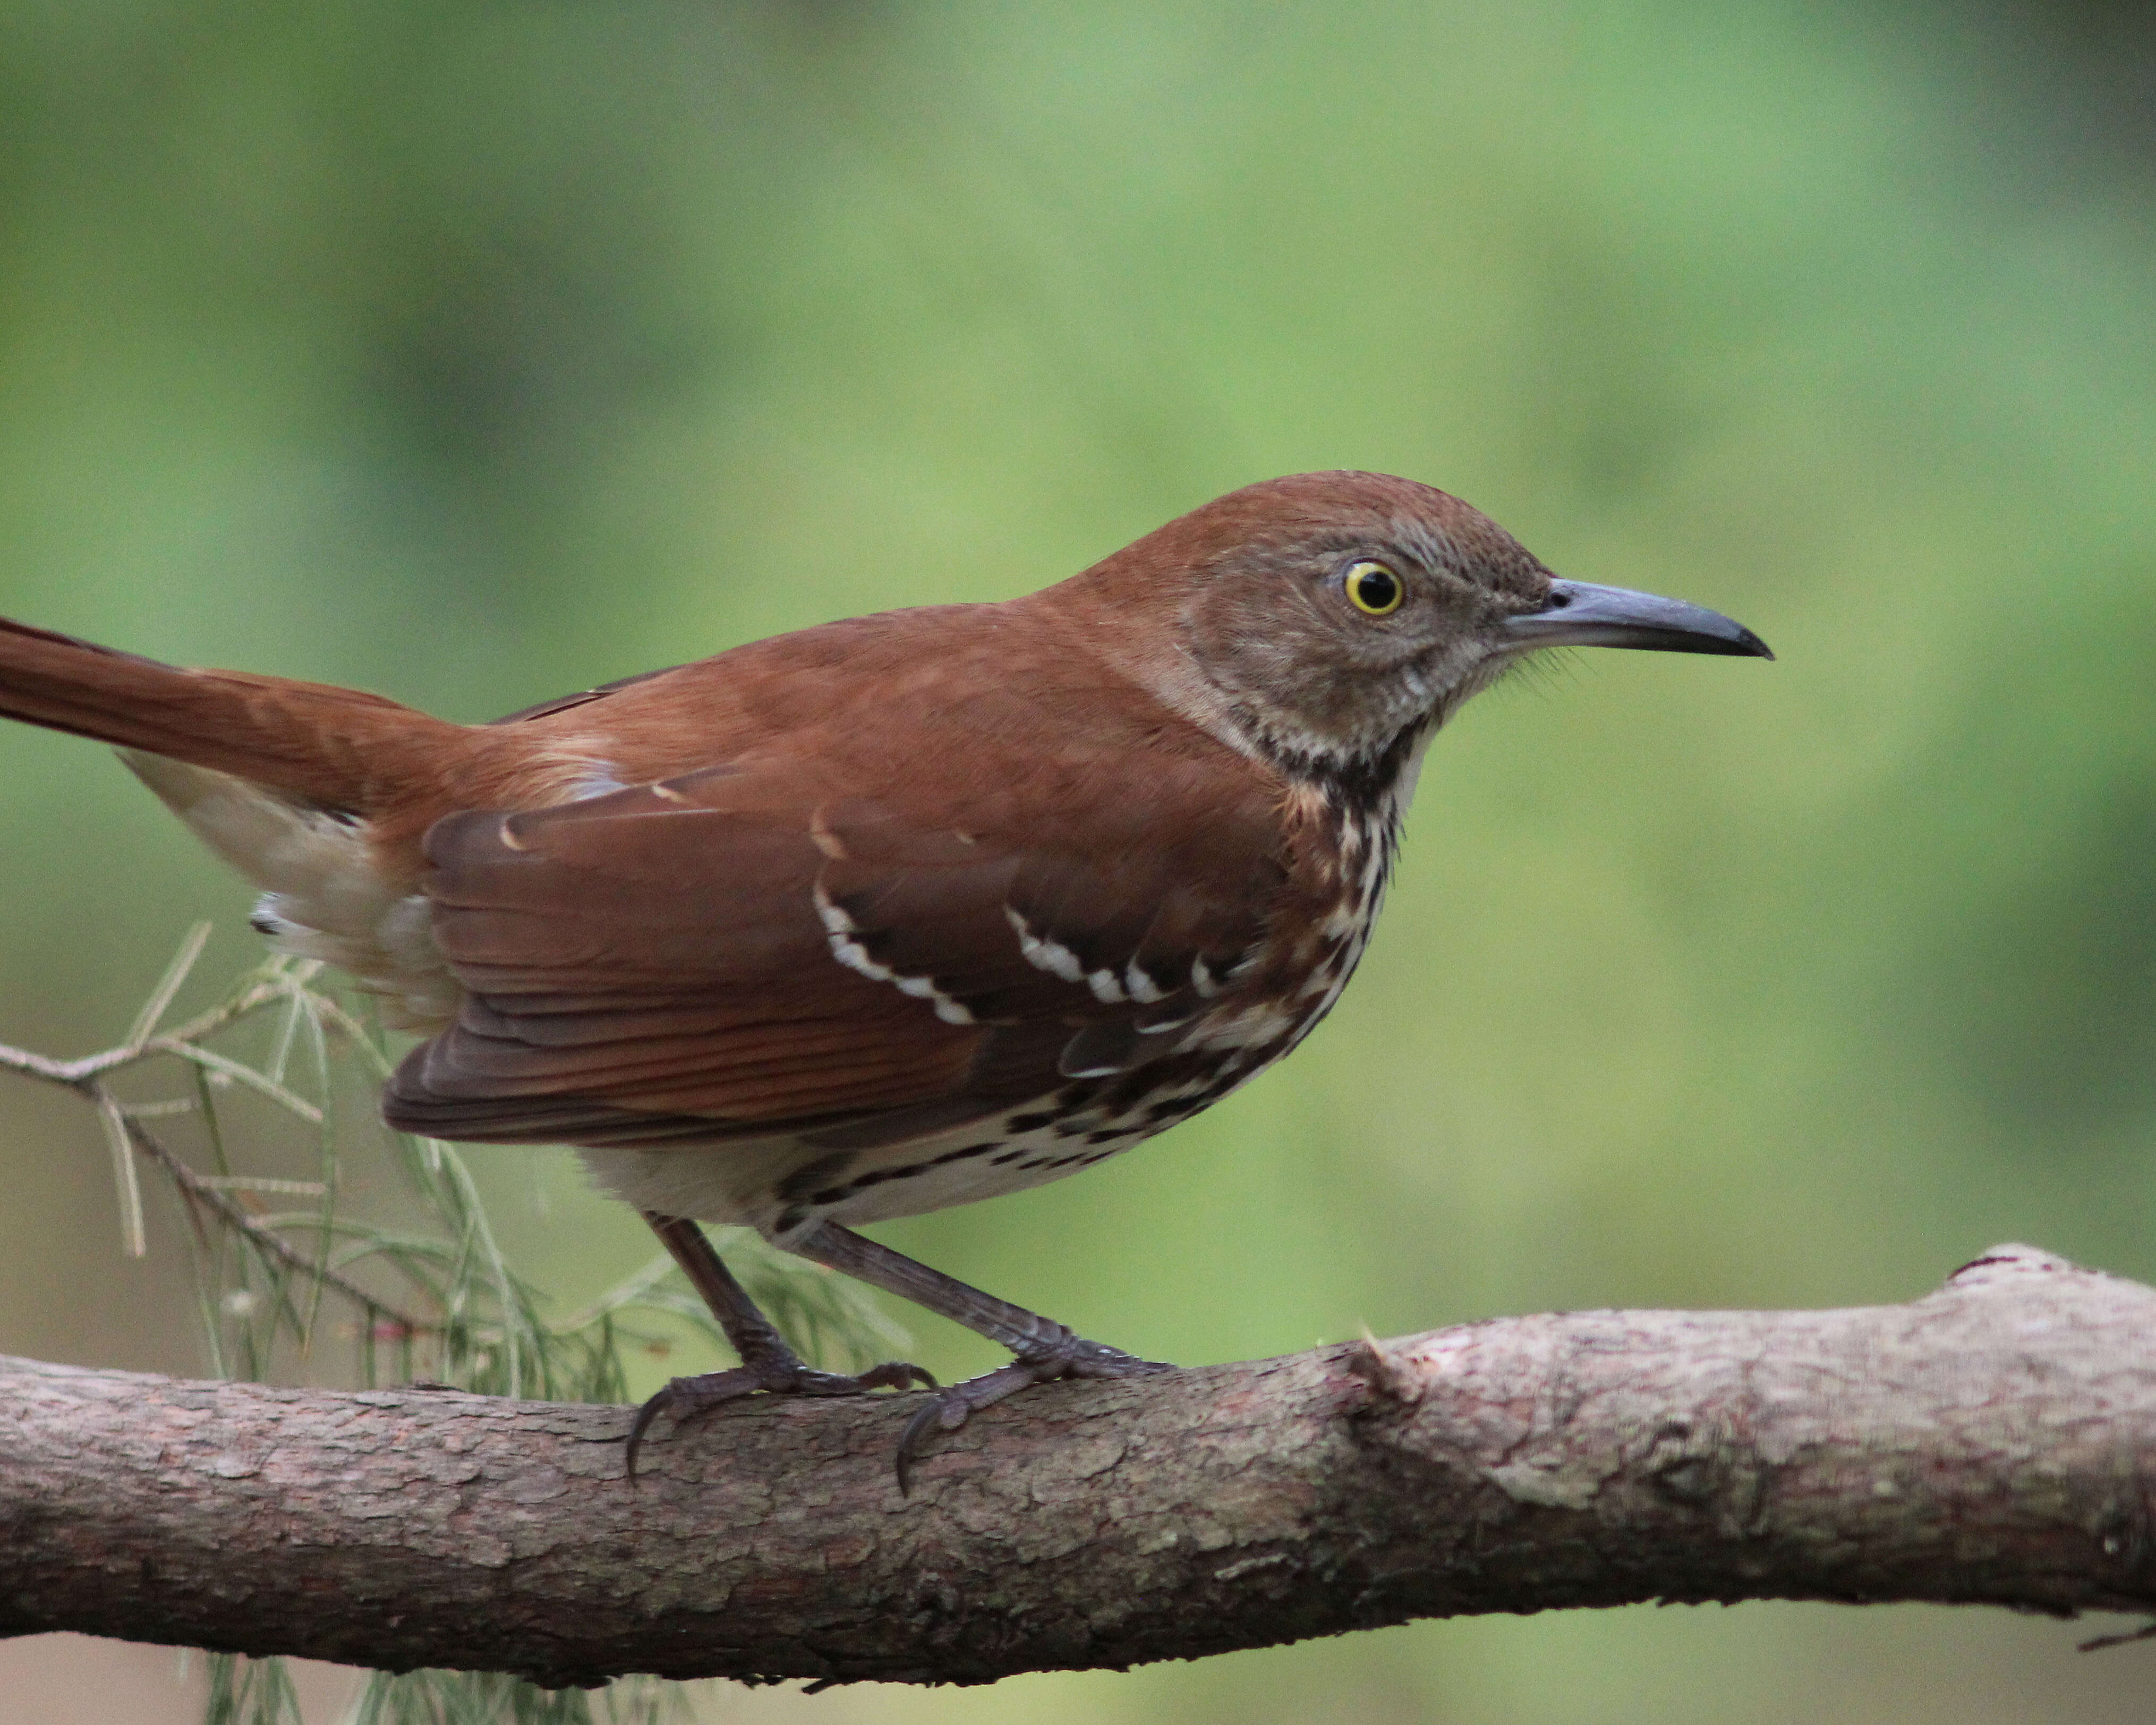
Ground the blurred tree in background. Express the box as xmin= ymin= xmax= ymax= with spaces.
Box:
xmin=3 ymin=2 xmax=2156 ymax=1720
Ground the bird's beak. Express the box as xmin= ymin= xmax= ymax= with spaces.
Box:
xmin=1501 ymin=579 xmax=1772 ymax=660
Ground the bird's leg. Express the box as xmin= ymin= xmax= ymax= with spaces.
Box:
xmin=624 ymin=1212 xmax=934 ymax=1478
xmin=790 ymin=1221 xmax=1174 ymax=1491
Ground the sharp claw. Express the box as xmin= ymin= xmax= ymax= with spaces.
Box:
xmin=625 ymin=1396 xmax=666 ymax=1485
xmin=625 ymin=1357 xmax=933 ymax=1480
xmin=625 ymin=1367 xmax=760 ymax=1482
xmin=884 ymin=1344 xmax=1177 ymax=1493
xmin=896 ymin=1396 xmax=950 ymax=1497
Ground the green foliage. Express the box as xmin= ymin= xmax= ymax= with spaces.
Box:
xmin=204 ymin=1656 xmax=305 ymax=1725
xmin=0 ymin=933 xmax=898 ymax=1724
xmin=348 ymin=1670 xmax=691 ymax=1725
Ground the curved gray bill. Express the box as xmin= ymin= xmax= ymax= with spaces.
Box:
xmin=1502 ymin=579 xmax=1772 ymax=659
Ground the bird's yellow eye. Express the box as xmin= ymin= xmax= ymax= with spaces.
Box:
xmin=1344 ymin=560 xmax=1404 ymax=616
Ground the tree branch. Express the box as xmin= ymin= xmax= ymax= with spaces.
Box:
xmin=4 ymin=1242 xmax=2152 ymax=1689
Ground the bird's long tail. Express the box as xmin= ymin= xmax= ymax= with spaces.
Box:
xmin=0 ymin=615 xmax=464 ymax=814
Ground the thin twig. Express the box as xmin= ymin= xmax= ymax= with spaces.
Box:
xmin=124 ymin=920 xmax=215 ymax=1050
xmin=548 ymin=1252 xmax=683 ymax=1336
xmin=0 ymin=991 xmax=441 ymax=1338
xmin=0 ymin=956 xmax=327 ymax=1089
xmin=95 ymin=1091 xmax=148 ymax=1258
xmin=111 ymin=1106 xmax=437 ymax=1339
xmin=191 ymin=1177 xmax=330 ymax=1196
xmin=157 ymin=1042 xmax=325 ymax=1124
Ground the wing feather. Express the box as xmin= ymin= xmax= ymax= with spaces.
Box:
xmin=384 ymin=745 xmax=1289 ymax=1148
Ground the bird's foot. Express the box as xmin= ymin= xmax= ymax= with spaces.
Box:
xmin=626 ymin=1350 xmax=934 ymax=1480
xmin=894 ymin=1337 xmax=1173 ymax=1493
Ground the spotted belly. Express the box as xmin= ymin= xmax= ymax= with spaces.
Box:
xmin=576 ymin=933 xmax=1367 ymax=1242
xmin=584 ymin=784 xmax=1404 ymax=1242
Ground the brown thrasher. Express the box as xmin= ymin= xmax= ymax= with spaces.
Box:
xmin=0 ymin=471 xmax=1768 ymax=1484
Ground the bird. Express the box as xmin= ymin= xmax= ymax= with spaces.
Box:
xmin=0 ymin=470 xmax=1768 ymax=1485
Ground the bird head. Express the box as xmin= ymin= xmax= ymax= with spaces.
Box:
xmin=1063 ymin=470 xmax=1770 ymax=783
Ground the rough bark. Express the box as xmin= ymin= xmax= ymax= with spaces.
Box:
xmin=3 ymin=1243 xmax=2153 ymax=1689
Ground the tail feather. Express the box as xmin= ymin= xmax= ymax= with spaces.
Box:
xmin=0 ymin=615 xmax=466 ymax=814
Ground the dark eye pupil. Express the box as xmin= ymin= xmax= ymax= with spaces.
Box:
xmin=1355 ymin=567 xmax=1399 ymax=609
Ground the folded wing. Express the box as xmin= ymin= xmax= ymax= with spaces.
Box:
xmin=384 ymin=754 xmax=1285 ymax=1150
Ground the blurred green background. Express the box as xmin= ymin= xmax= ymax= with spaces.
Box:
xmin=4 ymin=1 xmax=2156 ymax=1720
